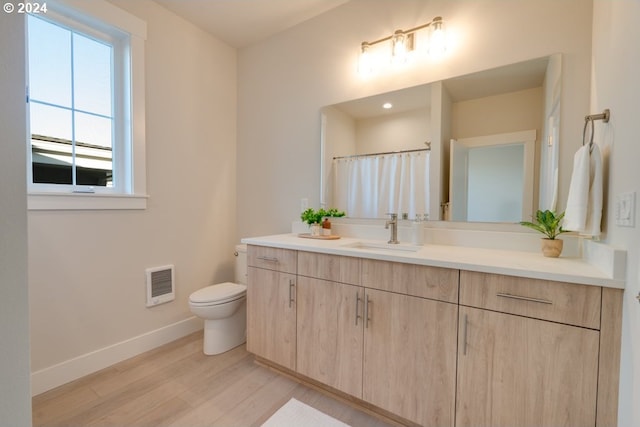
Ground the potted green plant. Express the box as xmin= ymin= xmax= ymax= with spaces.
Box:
xmin=520 ymin=210 xmax=569 ymax=257
xmin=301 ymin=208 xmax=345 ymax=236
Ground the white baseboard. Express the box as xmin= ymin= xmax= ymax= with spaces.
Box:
xmin=31 ymin=316 xmax=202 ymax=396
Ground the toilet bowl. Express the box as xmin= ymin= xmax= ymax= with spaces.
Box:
xmin=189 ymin=245 xmax=247 ymax=355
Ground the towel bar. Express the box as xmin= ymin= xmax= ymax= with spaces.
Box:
xmin=582 ymin=108 xmax=611 ymax=152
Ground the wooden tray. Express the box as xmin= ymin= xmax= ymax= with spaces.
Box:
xmin=298 ymin=233 xmax=341 ymax=240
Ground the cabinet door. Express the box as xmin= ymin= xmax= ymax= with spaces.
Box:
xmin=363 ymin=289 xmax=457 ymax=427
xmin=298 ymin=251 xmax=360 ymax=285
xmin=296 ymin=277 xmax=364 ymax=398
xmin=246 ymin=266 xmax=296 ymax=370
xmin=456 ymin=306 xmax=599 ymax=427
xmin=362 ymin=259 xmax=458 ymax=303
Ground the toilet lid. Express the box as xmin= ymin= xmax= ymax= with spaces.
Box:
xmin=189 ymin=282 xmax=247 ymax=305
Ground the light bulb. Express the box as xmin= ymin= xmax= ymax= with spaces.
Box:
xmin=358 ymin=42 xmax=374 ymax=76
xmin=391 ymin=30 xmax=407 ymax=64
xmin=428 ymin=17 xmax=446 ymax=58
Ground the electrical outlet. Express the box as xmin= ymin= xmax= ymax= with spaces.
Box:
xmin=300 ymin=198 xmax=309 ymax=212
xmin=615 ymin=191 xmax=636 ymax=227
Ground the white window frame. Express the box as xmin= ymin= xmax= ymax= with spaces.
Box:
xmin=26 ymin=0 xmax=147 ymax=210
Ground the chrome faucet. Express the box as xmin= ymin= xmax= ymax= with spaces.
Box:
xmin=385 ymin=213 xmax=399 ymax=244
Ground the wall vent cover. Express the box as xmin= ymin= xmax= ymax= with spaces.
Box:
xmin=146 ymin=265 xmax=175 ymax=307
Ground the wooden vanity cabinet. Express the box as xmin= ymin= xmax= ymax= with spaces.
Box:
xmin=362 ymin=288 xmax=458 ymax=427
xmin=296 ymin=276 xmax=364 ymax=397
xmin=247 ymin=245 xmax=622 ymax=427
xmin=457 ymin=306 xmax=599 ymax=427
xmin=246 ymin=245 xmax=297 ymax=370
xmin=361 ymin=260 xmax=459 ymax=427
xmin=361 ymin=258 xmax=459 ymax=303
xmin=456 ymin=271 xmax=619 ymax=427
xmin=296 ymin=252 xmax=363 ymax=397
xmin=298 ymin=253 xmax=459 ymax=427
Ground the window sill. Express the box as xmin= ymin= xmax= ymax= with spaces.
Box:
xmin=28 ymin=192 xmax=148 ymax=211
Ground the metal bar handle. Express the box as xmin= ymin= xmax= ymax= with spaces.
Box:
xmin=463 ymin=314 xmax=468 ymax=356
xmin=257 ymin=255 xmax=279 ymax=262
xmin=364 ymin=294 xmax=371 ymax=328
xmin=355 ymin=291 xmax=362 ymax=326
xmin=496 ymin=292 xmax=552 ymax=305
xmin=288 ymin=279 xmax=295 ymax=308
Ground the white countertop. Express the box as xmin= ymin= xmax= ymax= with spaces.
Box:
xmin=242 ymin=233 xmax=625 ymax=289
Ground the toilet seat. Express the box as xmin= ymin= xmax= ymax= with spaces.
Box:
xmin=189 ymin=282 xmax=246 ymax=306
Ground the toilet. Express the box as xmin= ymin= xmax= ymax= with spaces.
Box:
xmin=189 ymin=244 xmax=247 ymax=355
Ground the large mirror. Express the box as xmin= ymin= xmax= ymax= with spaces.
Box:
xmin=320 ymin=55 xmax=561 ymax=223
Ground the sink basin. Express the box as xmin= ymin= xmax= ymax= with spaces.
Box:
xmin=343 ymin=241 xmax=422 ymax=252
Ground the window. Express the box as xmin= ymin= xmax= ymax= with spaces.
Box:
xmin=26 ymin=0 xmax=147 ymax=210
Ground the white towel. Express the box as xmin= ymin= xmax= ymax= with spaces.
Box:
xmin=550 ymin=166 xmax=558 ymax=211
xmin=564 ymin=144 xmax=603 ymax=237
xmin=585 ymin=144 xmax=603 ymax=236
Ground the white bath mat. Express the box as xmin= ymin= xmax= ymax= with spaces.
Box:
xmin=261 ymin=398 xmax=351 ymax=427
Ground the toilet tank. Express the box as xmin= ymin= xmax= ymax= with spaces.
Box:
xmin=235 ymin=244 xmax=247 ymax=285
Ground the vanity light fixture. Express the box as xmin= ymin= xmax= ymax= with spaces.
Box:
xmin=359 ymin=16 xmax=446 ymax=75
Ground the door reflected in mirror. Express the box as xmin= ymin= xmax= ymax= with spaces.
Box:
xmin=448 ymin=130 xmax=536 ymax=222
xmin=320 ymin=54 xmax=561 ymax=224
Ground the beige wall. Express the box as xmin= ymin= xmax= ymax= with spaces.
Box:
xmin=237 ymin=0 xmax=593 ymax=238
xmin=451 ymin=87 xmax=543 ymax=139
xmin=591 ymin=1 xmax=640 ymax=425
xmin=356 ymin=107 xmax=431 ymax=154
xmin=0 ymin=12 xmax=32 ymax=427
xmin=28 ymin=0 xmax=237 ymax=374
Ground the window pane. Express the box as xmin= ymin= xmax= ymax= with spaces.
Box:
xmin=75 ymin=112 xmax=113 ymax=187
xmin=30 ymin=102 xmax=72 ymax=141
xmin=27 ymin=15 xmax=72 ymax=108
xmin=73 ymin=33 xmax=113 ymax=116
xmin=30 ymin=103 xmax=73 ymax=184
xmin=75 ymin=112 xmax=112 ymax=148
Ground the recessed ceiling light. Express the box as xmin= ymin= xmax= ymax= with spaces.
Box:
xmin=382 ymin=102 xmax=393 ymax=109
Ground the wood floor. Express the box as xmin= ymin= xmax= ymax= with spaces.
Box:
xmin=32 ymin=332 xmax=398 ymax=427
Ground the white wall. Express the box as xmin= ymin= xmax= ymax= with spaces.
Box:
xmin=237 ymin=0 xmax=592 ymax=238
xmin=0 ymin=12 xmax=32 ymax=427
xmin=591 ymin=1 xmax=640 ymax=425
xmin=28 ymin=0 xmax=237 ymax=391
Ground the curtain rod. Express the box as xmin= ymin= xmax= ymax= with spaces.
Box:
xmin=333 ymin=145 xmax=430 ymax=161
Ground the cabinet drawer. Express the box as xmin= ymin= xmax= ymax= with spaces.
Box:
xmin=361 ymin=259 xmax=459 ymax=303
xmin=297 ymin=251 xmax=360 ymax=285
xmin=460 ymin=271 xmax=601 ymax=329
xmin=247 ymin=245 xmax=297 ymax=274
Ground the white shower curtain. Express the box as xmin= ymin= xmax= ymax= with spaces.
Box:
xmin=332 ymin=150 xmax=430 ymax=218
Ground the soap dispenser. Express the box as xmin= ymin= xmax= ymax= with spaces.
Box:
xmin=322 ymin=217 xmax=331 ymax=236
xmin=412 ymin=215 xmax=424 ymax=245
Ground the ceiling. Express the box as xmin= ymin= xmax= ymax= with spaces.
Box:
xmin=153 ymin=0 xmax=350 ymax=48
